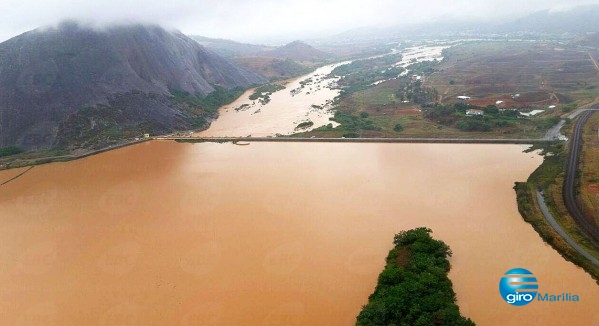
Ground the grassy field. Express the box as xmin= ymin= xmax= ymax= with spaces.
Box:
xmin=579 ymin=113 xmax=599 ymax=225
xmin=515 ymin=142 xmax=599 ymax=282
xmin=296 ymin=40 xmax=598 ymax=139
xmin=428 ymin=41 xmax=599 ymax=109
xmin=296 ymin=76 xmax=547 ymax=139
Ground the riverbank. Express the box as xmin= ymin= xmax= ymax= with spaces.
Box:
xmin=8 ymin=141 xmax=590 ymax=325
xmin=515 ymin=136 xmax=599 ymax=282
xmin=0 ymin=138 xmax=151 ymax=171
xmin=0 ymin=135 xmax=557 ymax=172
xmin=0 ymin=166 xmax=34 ymax=186
xmin=173 ymin=136 xmax=556 ymax=144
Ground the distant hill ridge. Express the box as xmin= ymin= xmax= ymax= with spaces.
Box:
xmin=190 ymin=35 xmax=272 ymax=57
xmin=0 ymin=21 xmax=266 ymax=150
xmin=501 ymin=5 xmax=599 ymax=33
xmin=190 ymin=36 xmax=331 ymax=79
xmin=574 ymin=32 xmax=599 ymax=48
xmin=258 ymin=40 xmax=331 ymax=61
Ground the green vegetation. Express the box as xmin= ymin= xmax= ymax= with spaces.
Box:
xmin=396 ymin=80 xmax=438 ymax=105
xmin=270 ymin=58 xmax=311 ymax=79
xmin=191 ymin=117 xmax=208 ymax=129
xmin=404 ymin=60 xmax=439 ymax=76
xmin=299 ymin=41 xmax=579 ymax=139
xmin=429 ymin=41 xmax=599 ymax=110
xmin=330 ymin=54 xmax=404 ymax=94
xmin=534 ymin=116 xmax=561 ymax=130
xmin=330 ymin=111 xmax=381 ymax=132
xmin=515 ymin=141 xmax=599 ymax=281
xmin=423 ymin=103 xmax=538 ymax=134
xmin=169 ymin=85 xmax=247 ymax=132
xmin=562 ymin=103 xmax=578 ymax=113
xmin=295 ymin=121 xmax=314 ymax=130
xmin=248 ymin=84 xmax=286 ymax=104
xmin=356 ymin=227 xmax=475 ymax=326
xmin=170 ymin=86 xmax=245 ymax=114
xmin=342 ymin=132 xmax=360 ymax=138
xmin=393 ymin=123 xmax=404 ymax=132
xmin=0 ymin=146 xmax=23 ymax=157
xmin=579 ymin=113 xmax=599 ymax=228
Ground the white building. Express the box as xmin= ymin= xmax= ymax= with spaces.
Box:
xmin=466 ymin=109 xmax=484 ymax=116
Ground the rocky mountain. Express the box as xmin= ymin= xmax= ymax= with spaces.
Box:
xmin=257 ymin=40 xmax=331 ymax=61
xmin=190 ymin=37 xmax=330 ymax=80
xmin=0 ymin=22 xmax=266 ymax=151
xmin=233 ymin=57 xmax=309 ymax=80
xmin=190 ymin=35 xmax=273 ymax=57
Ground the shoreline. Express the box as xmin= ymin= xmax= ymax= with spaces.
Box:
xmin=0 ymin=166 xmax=34 ymax=186
xmin=0 ymin=138 xmax=152 ymax=171
xmin=515 ymin=112 xmax=599 ymax=282
xmin=1 ymin=136 xmax=557 ymax=172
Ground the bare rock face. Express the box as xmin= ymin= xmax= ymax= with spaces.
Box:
xmin=0 ymin=21 xmax=266 ymax=151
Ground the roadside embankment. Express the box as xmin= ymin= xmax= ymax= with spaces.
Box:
xmin=515 ymin=114 xmax=599 ymax=282
xmin=170 ymin=136 xmax=555 ymax=145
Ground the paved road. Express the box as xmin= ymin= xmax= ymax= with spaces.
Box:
xmin=543 ymin=119 xmax=567 ymax=140
xmin=536 ymin=190 xmax=599 ymax=267
xmin=563 ymin=110 xmax=599 ymax=241
xmin=158 ymin=136 xmax=555 ymax=145
xmin=589 ymin=52 xmax=599 ymax=73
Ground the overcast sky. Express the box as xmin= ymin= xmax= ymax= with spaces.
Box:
xmin=1 ymin=0 xmax=598 ymax=43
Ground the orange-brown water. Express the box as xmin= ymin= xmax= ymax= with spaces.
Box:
xmin=0 ymin=141 xmax=598 ymax=325
xmin=197 ymin=63 xmax=345 ymax=137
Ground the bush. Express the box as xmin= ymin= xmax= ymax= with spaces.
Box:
xmin=483 ymin=105 xmax=499 ymax=114
xmin=170 ymin=86 xmax=244 ymax=114
xmin=394 ymin=123 xmax=404 ymax=132
xmin=0 ymin=146 xmax=23 ymax=157
xmin=295 ymin=121 xmax=314 ymax=130
xmin=342 ymin=132 xmax=360 ymax=138
xmin=456 ymin=119 xmax=491 ymax=132
xmin=562 ymin=103 xmax=577 ymax=113
xmin=356 ymin=228 xmax=475 ymax=326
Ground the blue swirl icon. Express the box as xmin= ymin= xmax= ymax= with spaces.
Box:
xmin=499 ymin=268 xmax=538 ymax=306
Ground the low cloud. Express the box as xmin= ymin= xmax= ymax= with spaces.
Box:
xmin=0 ymin=0 xmax=598 ymax=42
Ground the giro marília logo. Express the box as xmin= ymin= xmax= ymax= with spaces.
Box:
xmin=499 ymin=268 xmax=538 ymax=306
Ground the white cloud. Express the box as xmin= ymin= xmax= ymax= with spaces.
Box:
xmin=0 ymin=0 xmax=598 ymax=43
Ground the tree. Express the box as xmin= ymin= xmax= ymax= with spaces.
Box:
xmin=0 ymin=146 xmax=23 ymax=157
xmin=357 ymin=227 xmax=475 ymax=326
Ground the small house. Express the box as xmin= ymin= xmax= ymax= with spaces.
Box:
xmin=457 ymin=96 xmax=471 ymax=101
xmin=466 ymin=109 xmax=484 ymax=116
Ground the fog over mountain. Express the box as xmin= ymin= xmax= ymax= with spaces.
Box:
xmin=1 ymin=0 xmax=598 ymax=43
xmin=312 ymin=4 xmax=599 ymax=45
xmin=0 ymin=22 xmax=265 ymax=150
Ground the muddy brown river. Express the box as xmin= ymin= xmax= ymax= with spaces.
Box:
xmin=1 ymin=141 xmax=598 ymax=325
